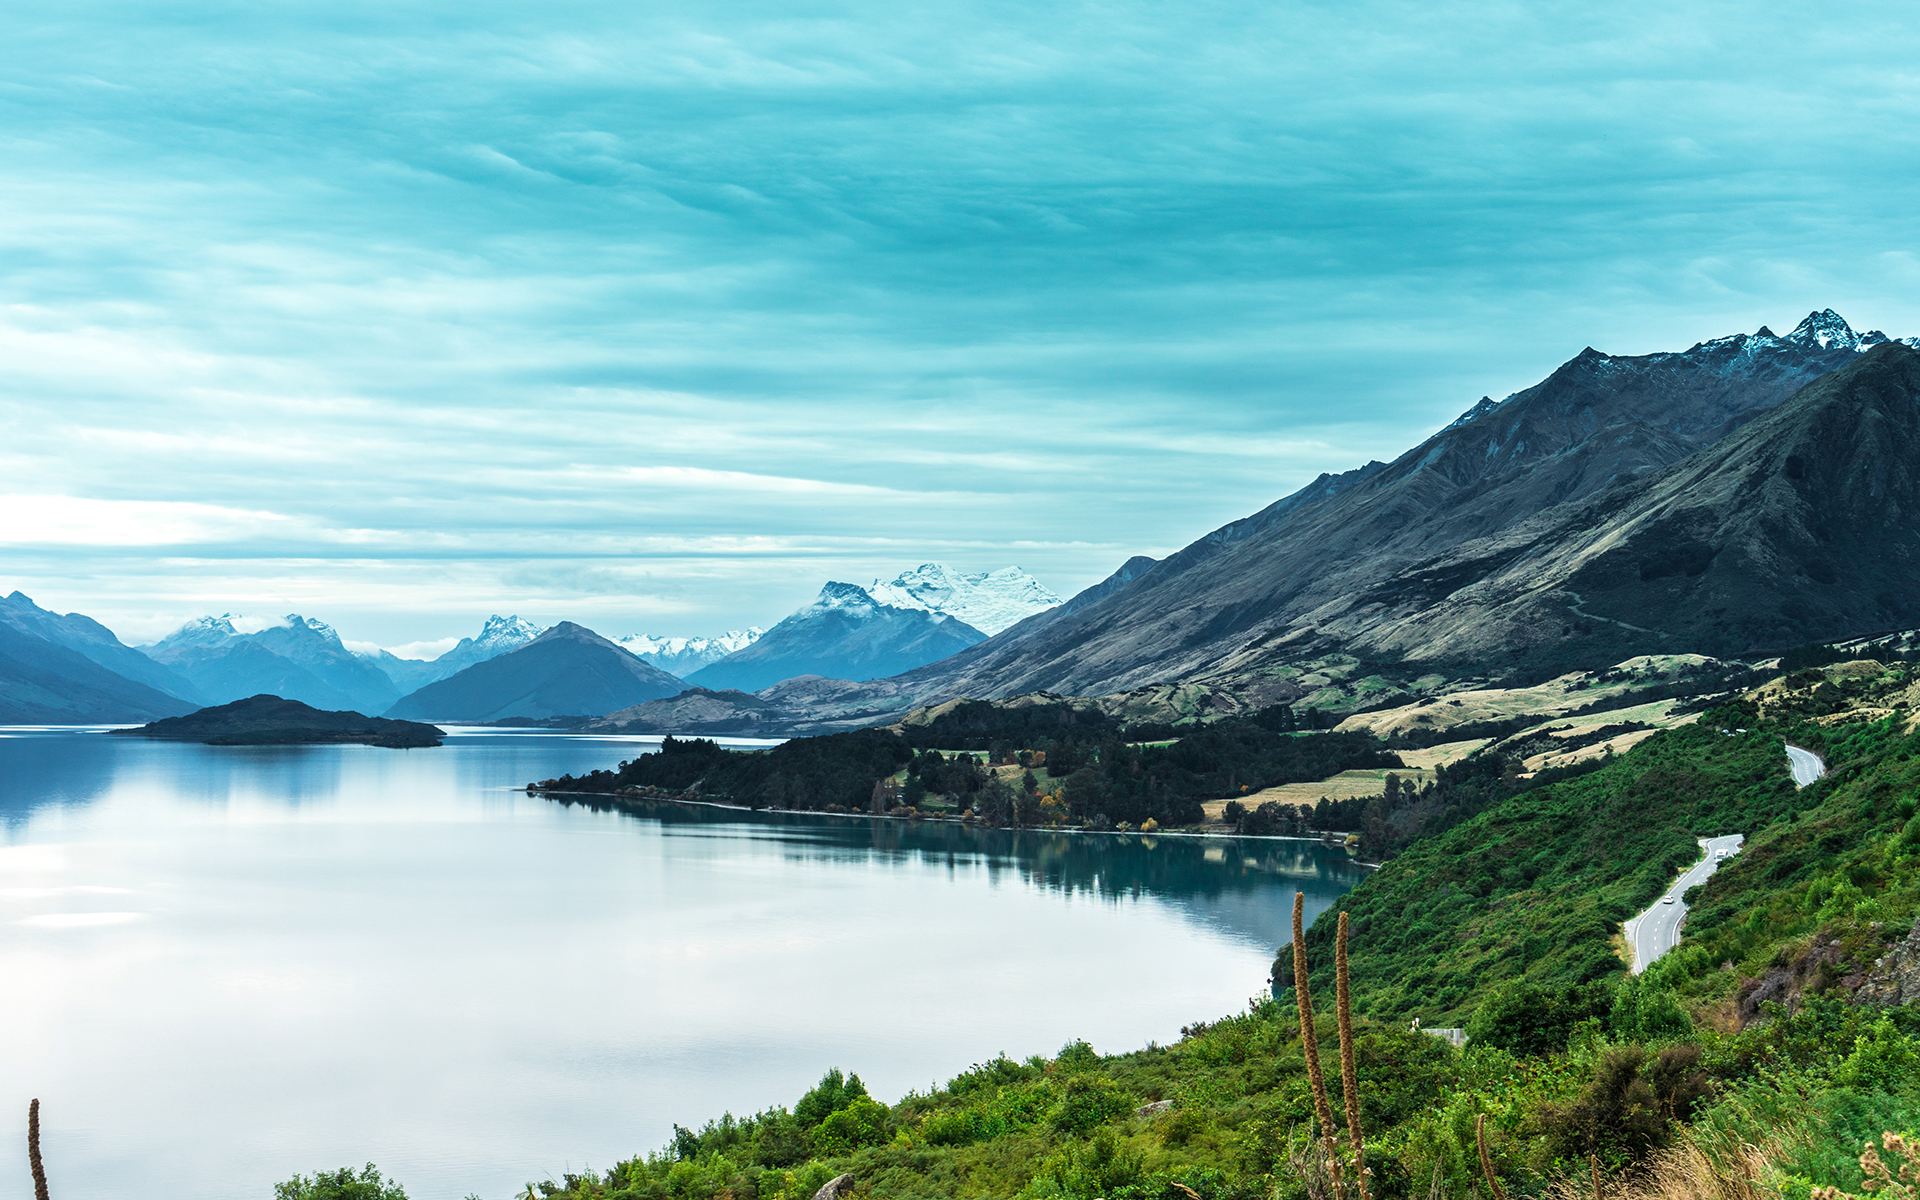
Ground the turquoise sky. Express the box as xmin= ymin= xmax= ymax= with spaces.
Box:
xmin=4 ymin=2 xmax=1918 ymax=649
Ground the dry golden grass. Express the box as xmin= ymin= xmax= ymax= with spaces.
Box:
xmin=1541 ymin=1138 xmax=1778 ymax=1200
xmin=1335 ymin=657 xmax=1712 ymax=741
xmin=1531 ymin=699 xmax=1684 ymax=739
xmin=1202 ymin=768 xmax=1434 ymax=821
xmin=1522 ymin=728 xmax=1660 ymax=773
xmin=1391 ymin=738 xmax=1490 ymax=770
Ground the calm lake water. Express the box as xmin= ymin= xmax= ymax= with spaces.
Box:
xmin=0 ymin=726 xmax=1367 ymax=1200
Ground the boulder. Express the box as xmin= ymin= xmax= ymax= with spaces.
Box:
xmin=813 ymin=1173 xmax=855 ymax=1200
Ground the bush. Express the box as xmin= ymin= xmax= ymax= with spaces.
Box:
xmin=1467 ymin=981 xmax=1605 ymax=1057
xmin=1050 ymin=1075 xmax=1134 ymax=1135
xmin=814 ymin=1096 xmax=892 ymax=1155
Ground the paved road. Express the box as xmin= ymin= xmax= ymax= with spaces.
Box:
xmin=1785 ymin=744 xmax=1827 ymax=788
xmin=1622 ymin=747 xmax=1825 ymax=973
xmin=1625 ymin=834 xmax=1745 ymax=974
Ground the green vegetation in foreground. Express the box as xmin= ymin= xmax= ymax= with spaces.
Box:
xmin=264 ymin=663 xmax=1920 ymax=1200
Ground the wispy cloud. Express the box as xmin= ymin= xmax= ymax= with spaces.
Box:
xmin=0 ymin=495 xmax=297 ymax=547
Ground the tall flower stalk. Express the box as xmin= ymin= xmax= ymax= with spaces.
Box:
xmin=28 ymin=1098 xmax=49 ymax=1200
xmin=1335 ymin=912 xmax=1369 ymax=1200
xmin=1293 ymin=892 xmax=1347 ymax=1200
xmin=1477 ymin=1113 xmax=1507 ymax=1200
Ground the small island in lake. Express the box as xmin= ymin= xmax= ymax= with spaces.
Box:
xmin=113 ymin=694 xmax=445 ymax=748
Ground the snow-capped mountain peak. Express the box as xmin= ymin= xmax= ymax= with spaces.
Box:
xmin=146 ymin=612 xmax=246 ymax=652
xmin=864 ymin=562 xmax=1062 ymax=635
xmin=426 ymin=614 xmax=547 ymax=674
xmin=1782 ymin=309 xmax=1890 ymax=352
xmin=470 ymin=614 xmax=545 ymax=653
xmin=813 ymin=580 xmax=889 ymax=614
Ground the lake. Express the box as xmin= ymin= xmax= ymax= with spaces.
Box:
xmin=0 ymin=726 xmax=1367 ymax=1200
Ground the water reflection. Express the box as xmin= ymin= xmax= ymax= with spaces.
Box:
xmin=548 ymin=793 xmax=1366 ymax=952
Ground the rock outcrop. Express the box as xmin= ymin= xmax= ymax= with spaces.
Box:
xmin=1857 ymin=917 xmax=1920 ymax=1007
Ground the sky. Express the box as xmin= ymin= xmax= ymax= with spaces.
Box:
xmin=4 ymin=1 xmax=1920 ymax=653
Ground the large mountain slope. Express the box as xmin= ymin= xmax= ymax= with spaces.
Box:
xmin=2 ymin=591 xmax=200 ymax=702
xmin=1462 ymin=340 xmax=1920 ymax=660
xmin=889 ymin=311 xmax=1893 ymax=700
xmin=385 ymin=621 xmax=686 ymax=721
xmin=0 ymin=592 xmax=197 ymax=722
xmin=686 ymin=582 xmax=987 ymax=692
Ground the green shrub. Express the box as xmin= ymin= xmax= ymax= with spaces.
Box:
xmin=273 ymin=1165 xmax=408 ymax=1200
xmin=1050 ymin=1075 xmax=1134 ymax=1136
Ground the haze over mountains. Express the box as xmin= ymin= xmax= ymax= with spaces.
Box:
xmin=145 ymin=614 xmax=404 ymax=715
xmin=9 ymin=312 xmax=1920 ymax=730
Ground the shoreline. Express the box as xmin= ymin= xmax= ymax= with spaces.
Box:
xmin=527 ymin=784 xmax=1376 ymax=860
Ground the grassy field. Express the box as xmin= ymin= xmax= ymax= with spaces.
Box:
xmin=1520 ymin=726 xmax=1660 ymax=772
xmin=1198 ymin=737 xmax=1485 ymax=822
xmin=1202 ymin=767 xmax=1427 ymax=820
xmin=1335 ymin=655 xmax=1715 ymax=740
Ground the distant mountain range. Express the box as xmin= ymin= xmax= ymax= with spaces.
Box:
xmin=145 ymin=614 xmax=403 ymax=714
xmin=617 ymin=628 xmax=765 ymax=677
xmin=0 ymin=560 xmax=1060 ymax=725
xmin=685 ymin=582 xmax=988 ymax=692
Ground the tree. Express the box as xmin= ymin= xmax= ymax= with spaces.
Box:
xmin=795 ymin=1068 xmax=869 ymax=1128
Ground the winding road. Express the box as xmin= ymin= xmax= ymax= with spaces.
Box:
xmin=1623 ymin=744 xmax=1828 ymax=973
xmin=1625 ymin=834 xmax=1744 ymax=974
xmin=1785 ymin=743 xmax=1827 ymax=788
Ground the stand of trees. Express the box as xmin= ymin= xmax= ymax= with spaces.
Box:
xmin=532 ymin=705 xmax=1400 ymax=832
